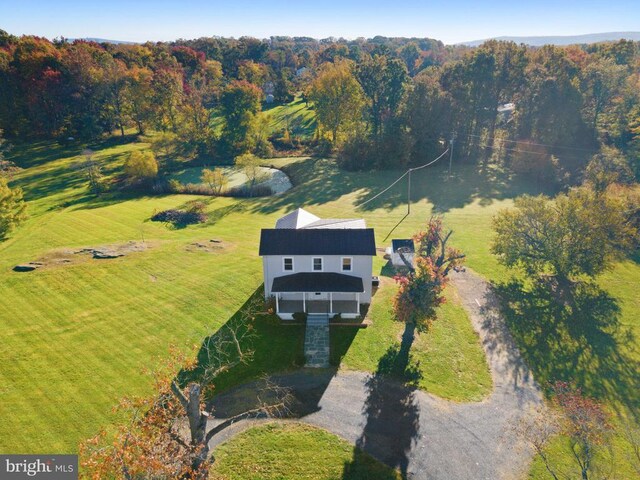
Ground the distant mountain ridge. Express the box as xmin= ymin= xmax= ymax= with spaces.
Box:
xmin=72 ymin=37 xmax=137 ymax=45
xmin=460 ymin=31 xmax=640 ymax=47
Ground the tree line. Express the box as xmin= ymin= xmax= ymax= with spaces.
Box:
xmin=1 ymin=30 xmax=639 ymax=184
xmin=313 ymin=40 xmax=640 ymax=186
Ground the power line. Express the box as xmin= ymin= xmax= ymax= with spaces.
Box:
xmin=408 ymin=147 xmax=450 ymax=172
xmin=358 ymin=147 xmax=449 ymax=209
xmin=357 ymin=170 xmax=409 ymax=208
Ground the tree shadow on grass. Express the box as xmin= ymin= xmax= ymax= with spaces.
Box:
xmin=57 ymin=191 xmax=151 ymax=211
xmin=343 ymin=344 xmax=422 ymax=479
xmin=494 ymin=279 xmax=640 ymax=417
xmin=178 ymin=287 xmax=304 ymax=398
xmin=249 ymin=158 xmax=559 ymax=216
xmin=199 ymin=288 xmax=360 ymax=421
xmin=8 ymin=137 xmax=140 ymax=203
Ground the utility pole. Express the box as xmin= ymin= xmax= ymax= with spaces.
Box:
xmin=449 ymin=132 xmax=456 ymax=176
xmin=407 ymin=169 xmax=412 ymax=215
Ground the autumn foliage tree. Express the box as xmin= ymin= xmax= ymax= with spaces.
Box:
xmin=551 ymin=381 xmax=613 ymax=480
xmin=201 ymin=167 xmax=228 ymax=195
xmin=309 ymin=60 xmax=365 ymax=144
xmin=124 ymin=151 xmax=159 ymax=184
xmin=0 ymin=176 xmax=26 ymax=241
xmin=513 ymin=382 xmax=613 ymax=480
xmin=393 ymin=217 xmax=465 ymax=372
xmin=492 ymin=186 xmax=636 ymax=289
xmin=81 ymin=301 xmax=292 ymax=479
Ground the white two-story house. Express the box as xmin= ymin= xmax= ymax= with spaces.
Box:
xmin=259 ymin=208 xmax=376 ymax=319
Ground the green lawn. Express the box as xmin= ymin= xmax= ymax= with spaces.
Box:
xmin=0 ymin=144 xmax=507 ymax=453
xmin=209 ymin=422 xmax=401 ymax=480
xmin=332 ymin=279 xmax=492 ymax=402
xmin=2 ymin=137 xmax=637 ymax=475
xmin=261 ymin=94 xmax=317 ymax=139
xmin=208 ymin=94 xmax=316 ymax=140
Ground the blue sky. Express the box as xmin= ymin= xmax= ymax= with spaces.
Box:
xmin=1 ymin=0 xmax=638 ymax=44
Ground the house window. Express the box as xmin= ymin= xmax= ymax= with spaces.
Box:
xmin=341 ymin=257 xmax=352 ymax=272
xmin=283 ymin=257 xmax=294 ymax=271
xmin=312 ymin=257 xmax=323 ymax=271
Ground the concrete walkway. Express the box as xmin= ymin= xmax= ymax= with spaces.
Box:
xmin=304 ymin=315 xmax=330 ymax=368
xmin=207 ymin=269 xmax=544 ymax=479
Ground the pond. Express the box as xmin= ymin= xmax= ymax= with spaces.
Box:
xmin=170 ymin=166 xmax=292 ymax=194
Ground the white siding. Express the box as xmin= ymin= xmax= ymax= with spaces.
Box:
xmin=263 ymin=254 xmax=374 ymax=303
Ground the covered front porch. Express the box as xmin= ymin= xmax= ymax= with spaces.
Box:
xmin=271 ymin=272 xmax=364 ymax=320
xmin=276 ymin=294 xmax=361 ymax=319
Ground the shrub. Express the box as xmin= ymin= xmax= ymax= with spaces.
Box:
xmin=225 ymin=184 xmax=272 ymax=197
xmin=150 ymin=209 xmax=207 ymax=226
xmin=124 ymin=151 xmax=158 ymax=183
xmin=167 ymin=179 xmax=184 ymax=193
xmin=184 ymin=199 xmax=206 ymax=213
xmin=264 ymin=296 xmax=276 ymax=315
xmin=337 ymin=135 xmax=373 ymax=171
xmin=0 ymin=176 xmax=26 ymax=241
xmin=292 ymin=312 xmax=308 ymax=323
xmin=314 ymin=137 xmax=334 ymax=157
xmin=294 ymin=352 xmax=307 ymax=366
xmin=183 ymin=183 xmax=215 ymax=195
xmin=254 ymin=137 xmax=274 ymax=158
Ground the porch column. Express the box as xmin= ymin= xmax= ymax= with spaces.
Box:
xmin=275 ymin=295 xmax=279 ymax=314
xmin=302 ymin=292 xmax=306 ymax=312
xmin=329 ymin=292 xmax=333 ymax=314
xmin=356 ymin=292 xmax=360 ymax=314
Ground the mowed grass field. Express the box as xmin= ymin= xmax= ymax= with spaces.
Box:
xmin=1 ymin=138 xmax=638 ymax=478
xmin=0 ymin=140 xmax=504 ymax=453
xmin=333 ymin=280 xmax=492 ymax=402
xmin=210 ymin=422 xmax=401 ymax=480
xmin=261 ymin=94 xmax=317 ymax=139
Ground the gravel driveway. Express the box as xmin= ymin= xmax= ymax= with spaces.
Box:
xmin=207 ymin=269 xmax=544 ymax=479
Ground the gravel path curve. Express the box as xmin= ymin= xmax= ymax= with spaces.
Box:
xmin=207 ymin=269 xmax=544 ymax=479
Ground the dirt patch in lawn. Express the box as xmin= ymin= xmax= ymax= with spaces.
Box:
xmin=13 ymin=241 xmax=154 ymax=272
xmin=184 ymin=238 xmax=234 ymax=254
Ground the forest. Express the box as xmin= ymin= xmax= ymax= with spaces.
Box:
xmin=0 ymin=29 xmax=639 ymax=186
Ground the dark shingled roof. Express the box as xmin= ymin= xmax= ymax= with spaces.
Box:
xmin=392 ymin=239 xmax=415 ymax=253
xmin=259 ymin=228 xmax=376 ymax=256
xmin=271 ymin=272 xmax=364 ymax=293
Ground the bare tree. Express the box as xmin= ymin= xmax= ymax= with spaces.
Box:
xmin=76 ymin=149 xmax=103 ymax=195
xmin=511 ymin=382 xmax=615 ymax=480
xmin=621 ymin=418 xmax=640 ymax=476
xmin=510 ymin=405 xmax=562 ymax=480
xmin=81 ymin=300 xmax=293 ymax=479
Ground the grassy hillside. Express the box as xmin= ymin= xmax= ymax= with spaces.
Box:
xmin=261 ymin=95 xmax=316 ymax=139
xmin=208 ymin=94 xmax=316 ymax=140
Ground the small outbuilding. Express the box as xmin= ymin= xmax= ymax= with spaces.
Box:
xmin=390 ymin=239 xmax=415 ymax=268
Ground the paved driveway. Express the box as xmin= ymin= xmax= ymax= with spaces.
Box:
xmin=208 ymin=269 xmax=544 ymax=479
